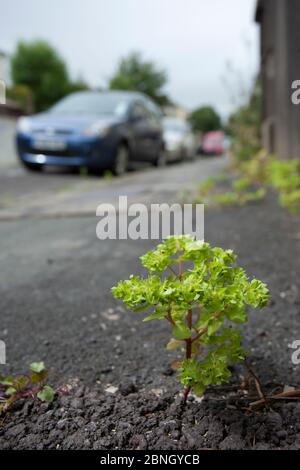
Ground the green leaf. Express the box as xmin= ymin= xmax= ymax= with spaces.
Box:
xmin=14 ymin=375 xmax=29 ymax=391
xmin=172 ymin=324 xmax=192 ymax=340
xmin=143 ymin=305 xmax=167 ymax=322
xmin=207 ymin=317 xmax=224 ymax=336
xmin=30 ymin=362 xmax=46 ymax=374
xmin=193 ymin=384 xmax=205 ymax=397
xmin=166 ymin=338 xmax=184 ymax=350
xmin=5 ymin=387 xmax=17 ymax=396
xmin=133 ymin=303 xmax=150 ymax=313
xmin=0 ymin=376 xmax=14 ymax=386
xmin=37 ymin=385 xmax=55 ymax=403
xmin=30 ymin=369 xmax=48 ymax=384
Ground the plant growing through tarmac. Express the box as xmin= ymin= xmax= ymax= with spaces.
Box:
xmin=0 ymin=362 xmax=54 ymax=415
xmin=112 ymin=235 xmax=269 ymax=402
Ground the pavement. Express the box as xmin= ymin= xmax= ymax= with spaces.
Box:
xmin=0 ymin=156 xmax=227 ymax=219
xmin=0 ymin=116 xmax=17 ymax=169
xmin=0 ymin=154 xmax=228 ymax=381
xmin=1 ymin=143 xmax=300 ymax=451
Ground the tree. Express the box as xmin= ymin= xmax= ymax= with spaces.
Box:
xmin=109 ymin=52 xmax=170 ymax=106
xmin=227 ymin=76 xmax=262 ymax=161
xmin=188 ymin=106 xmax=222 ymax=133
xmin=11 ymin=40 xmax=72 ymax=112
xmin=65 ymin=78 xmax=90 ymax=95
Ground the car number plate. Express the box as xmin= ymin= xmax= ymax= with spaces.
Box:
xmin=32 ymin=139 xmax=67 ymax=151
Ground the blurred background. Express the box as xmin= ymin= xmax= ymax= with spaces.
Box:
xmin=0 ymin=0 xmax=259 ymax=174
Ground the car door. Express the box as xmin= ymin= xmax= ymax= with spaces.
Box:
xmin=142 ymin=99 xmax=163 ymax=160
xmin=129 ymin=101 xmax=154 ymax=161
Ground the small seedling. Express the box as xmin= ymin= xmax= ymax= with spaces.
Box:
xmin=112 ymin=235 xmax=269 ymax=402
xmin=214 ymin=187 xmax=266 ymax=206
xmin=279 ymin=190 xmax=300 ymax=215
xmin=0 ymin=362 xmax=54 ymax=415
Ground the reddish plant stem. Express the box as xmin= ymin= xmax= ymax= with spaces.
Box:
xmin=166 ymin=306 xmax=175 ymax=326
xmin=186 ymin=309 xmax=193 ymax=359
xmin=183 ymin=385 xmax=191 ymax=404
xmin=168 ymin=265 xmax=180 ymax=279
xmin=183 ymin=309 xmax=193 ymax=404
xmin=191 ymin=311 xmax=221 ymax=343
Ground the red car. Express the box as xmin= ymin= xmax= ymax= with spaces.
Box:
xmin=201 ymin=131 xmax=225 ymax=156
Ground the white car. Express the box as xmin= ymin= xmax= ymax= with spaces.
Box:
xmin=162 ymin=117 xmax=196 ymax=162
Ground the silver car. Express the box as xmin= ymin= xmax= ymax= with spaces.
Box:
xmin=162 ymin=117 xmax=196 ymax=162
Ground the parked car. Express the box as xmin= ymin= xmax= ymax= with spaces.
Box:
xmin=200 ymin=130 xmax=225 ymax=156
xmin=16 ymin=91 xmax=165 ymax=175
xmin=162 ymin=117 xmax=196 ymax=162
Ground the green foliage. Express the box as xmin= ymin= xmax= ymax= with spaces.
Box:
xmin=109 ymin=52 xmax=170 ymax=106
xmin=0 ymin=362 xmax=54 ymax=415
xmin=112 ymin=236 xmax=269 ymax=399
xmin=6 ymin=84 xmax=33 ymax=113
xmin=239 ymin=149 xmax=269 ymax=184
xmin=279 ymin=190 xmax=300 ymax=215
xmin=188 ymin=106 xmax=222 ymax=133
xmin=214 ymin=188 xmax=266 ymax=206
xmin=199 ymin=177 xmax=216 ymax=196
xmin=240 ymin=152 xmax=300 ymax=215
xmin=213 ymin=191 xmax=240 ymax=206
xmin=226 ymin=70 xmax=300 ymax=214
xmin=191 ymin=174 xmax=266 ymax=208
xmin=267 ymin=158 xmax=300 ymax=193
xmin=37 ymin=385 xmax=55 ymax=403
xmin=227 ymin=76 xmax=262 ymax=162
xmin=11 ymin=40 xmax=89 ymax=112
xmin=233 ymin=177 xmax=251 ymax=192
xmin=65 ymin=79 xmax=89 ymax=95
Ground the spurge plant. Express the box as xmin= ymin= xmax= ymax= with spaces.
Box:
xmin=112 ymin=235 xmax=269 ymax=402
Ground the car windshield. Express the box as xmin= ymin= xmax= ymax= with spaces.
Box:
xmin=163 ymin=118 xmax=186 ymax=132
xmin=49 ymin=93 xmax=130 ymax=117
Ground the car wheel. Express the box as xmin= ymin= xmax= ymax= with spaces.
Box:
xmin=153 ymin=149 xmax=167 ymax=167
xmin=111 ymin=144 xmax=129 ymax=176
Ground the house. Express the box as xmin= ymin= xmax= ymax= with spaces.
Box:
xmin=163 ymin=105 xmax=188 ymax=120
xmin=255 ymin=0 xmax=300 ymax=159
xmin=0 ymin=49 xmax=10 ymax=85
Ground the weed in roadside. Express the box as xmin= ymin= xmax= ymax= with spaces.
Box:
xmin=214 ymin=187 xmax=266 ymax=206
xmin=104 ymin=170 xmax=114 ymax=181
xmin=0 ymin=362 xmax=54 ymax=415
xmin=79 ymin=167 xmax=89 ymax=178
xmin=188 ymin=151 xmax=300 ymax=215
xmin=190 ymin=174 xmax=266 ymax=208
xmin=112 ymin=235 xmax=269 ymax=403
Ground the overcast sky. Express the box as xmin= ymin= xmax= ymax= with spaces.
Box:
xmin=0 ymin=0 xmax=259 ymax=117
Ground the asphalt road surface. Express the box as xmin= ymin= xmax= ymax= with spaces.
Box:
xmin=0 ymin=155 xmax=227 ymax=384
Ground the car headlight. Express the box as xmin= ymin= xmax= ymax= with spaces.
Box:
xmin=17 ymin=117 xmax=31 ymax=134
xmin=83 ymin=122 xmax=111 ymax=137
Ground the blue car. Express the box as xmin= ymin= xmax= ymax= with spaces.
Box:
xmin=16 ymin=90 xmax=165 ymax=175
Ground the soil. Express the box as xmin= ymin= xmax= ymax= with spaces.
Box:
xmin=1 ymin=191 xmax=300 ymax=450
xmin=1 ymin=385 xmax=300 ymax=450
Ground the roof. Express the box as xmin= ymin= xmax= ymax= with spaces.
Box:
xmin=74 ymin=89 xmax=147 ymax=101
